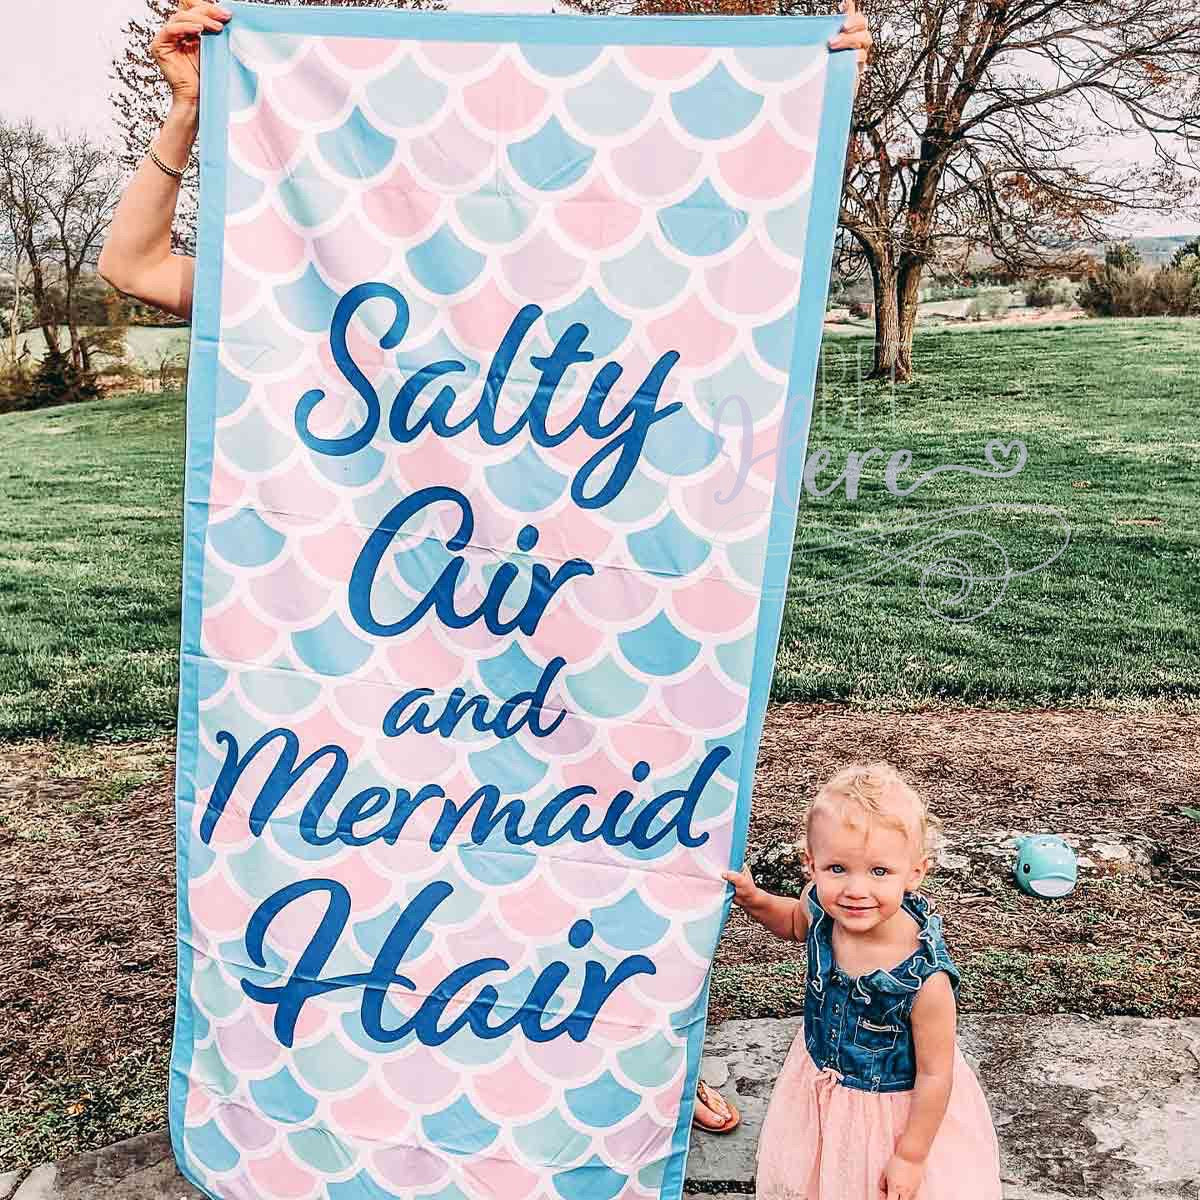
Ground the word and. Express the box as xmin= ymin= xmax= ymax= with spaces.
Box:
xmin=384 ymin=657 xmax=568 ymax=740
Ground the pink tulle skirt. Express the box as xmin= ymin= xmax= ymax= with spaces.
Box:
xmin=755 ymin=1034 xmax=1002 ymax=1200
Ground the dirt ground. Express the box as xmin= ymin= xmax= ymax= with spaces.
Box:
xmin=711 ymin=706 xmax=1200 ymax=1023
xmin=0 ymin=707 xmax=1197 ymax=1168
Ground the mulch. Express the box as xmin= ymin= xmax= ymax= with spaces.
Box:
xmin=0 ymin=746 xmax=176 ymax=1120
xmin=0 ymin=707 xmax=1197 ymax=1141
xmin=712 ymin=705 xmax=1200 ymax=1020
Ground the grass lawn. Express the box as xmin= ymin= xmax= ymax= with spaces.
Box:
xmin=0 ymin=397 xmax=184 ymax=739
xmin=778 ymin=318 xmax=1200 ymax=706
xmin=1 ymin=317 xmax=1197 ymax=738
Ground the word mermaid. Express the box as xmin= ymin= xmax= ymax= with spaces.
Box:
xmin=200 ymin=728 xmax=728 ymax=854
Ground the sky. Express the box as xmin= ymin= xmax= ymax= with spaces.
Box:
xmin=5 ymin=0 xmax=556 ymax=141
xmin=6 ymin=0 xmax=1197 ymax=238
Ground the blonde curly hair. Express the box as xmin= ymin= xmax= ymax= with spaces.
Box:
xmin=804 ymin=761 xmax=942 ymax=862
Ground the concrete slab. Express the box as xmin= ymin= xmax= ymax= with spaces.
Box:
xmin=685 ymin=1016 xmax=795 ymax=1189
xmin=12 ymin=1016 xmax=1198 ymax=1199
xmin=13 ymin=1133 xmax=202 ymax=1200
xmin=684 ymin=1015 xmax=1200 ymax=1200
xmin=10 ymin=1166 xmax=56 ymax=1200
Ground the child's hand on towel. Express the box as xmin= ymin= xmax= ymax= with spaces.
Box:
xmin=721 ymin=864 xmax=761 ymax=909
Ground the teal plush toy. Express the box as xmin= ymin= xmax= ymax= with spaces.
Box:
xmin=1014 ymin=835 xmax=1078 ymax=898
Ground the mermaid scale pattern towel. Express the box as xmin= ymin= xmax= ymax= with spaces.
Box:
xmin=174 ymin=6 xmax=855 ymax=1199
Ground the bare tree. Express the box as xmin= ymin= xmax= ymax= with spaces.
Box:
xmin=834 ymin=0 xmax=1199 ymax=379
xmin=110 ymin=0 xmax=445 ymax=256
xmin=0 ymin=218 xmax=34 ymax=368
xmin=566 ymin=0 xmax=1200 ymax=380
xmin=0 ymin=119 xmax=124 ymax=373
xmin=0 ymin=121 xmax=63 ymax=361
xmin=48 ymin=133 xmax=124 ymax=374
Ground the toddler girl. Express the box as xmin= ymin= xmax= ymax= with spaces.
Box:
xmin=722 ymin=762 xmax=1001 ymax=1200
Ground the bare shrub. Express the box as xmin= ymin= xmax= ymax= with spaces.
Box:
xmin=1080 ymin=265 xmax=1200 ymax=317
xmin=966 ymin=290 xmax=1010 ymax=321
xmin=1024 ymin=277 xmax=1077 ymax=308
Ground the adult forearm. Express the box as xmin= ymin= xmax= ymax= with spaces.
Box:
xmin=98 ymin=100 xmax=197 ymax=290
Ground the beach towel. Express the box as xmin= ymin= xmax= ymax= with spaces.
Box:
xmin=172 ymin=5 xmax=855 ymax=1197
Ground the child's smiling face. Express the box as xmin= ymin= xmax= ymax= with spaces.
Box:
xmin=804 ymin=798 xmax=929 ymax=935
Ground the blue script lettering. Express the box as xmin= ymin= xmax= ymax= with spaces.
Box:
xmin=199 ymin=727 xmax=726 ymax=853
xmin=199 ymin=727 xmax=447 ymax=848
xmin=348 ymin=487 xmax=593 ymax=640
xmin=383 ymin=656 xmax=568 ymax=740
xmin=242 ymin=878 xmax=655 ymax=1048
xmin=294 ymin=282 xmax=683 ymax=508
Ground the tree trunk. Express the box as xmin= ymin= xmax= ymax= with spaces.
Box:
xmin=866 ymin=257 xmax=909 ymax=382
xmin=7 ymin=251 xmax=21 ymax=366
xmin=64 ymin=269 xmax=82 ymax=371
xmin=67 ymin=317 xmax=83 ymax=371
xmin=24 ymin=239 xmax=60 ymax=359
xmin=866 ymin=254 xmax=926 ymax=383
xmin=896 ymin=255 xmax=925 ymax=363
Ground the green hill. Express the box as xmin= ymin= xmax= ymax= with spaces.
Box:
xmin=1 ymin=317 xmax=1198 ymax=739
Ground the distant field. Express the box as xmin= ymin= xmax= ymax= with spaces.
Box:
xmin=13 ymin=325 xmax=190 ymax=372
xmin=14 ymin=289 xmax=1063 ymax=372
xmin=0 ymin=316 xmax=1197 ymax=738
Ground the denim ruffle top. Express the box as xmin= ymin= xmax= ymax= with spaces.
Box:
xmin=802 ymin=888 xmax=961 ymax=1093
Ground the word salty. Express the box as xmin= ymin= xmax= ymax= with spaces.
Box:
xmin=295 ymin=282 xmax=683 ymax=509
xmin=244 ymin=878 xmax=655 ymax=1048
xmin=200 ymin=726 xmax=728 ymax=853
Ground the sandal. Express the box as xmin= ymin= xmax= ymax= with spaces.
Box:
xmin=692 ymin=1079 xmax=740 ymax=1134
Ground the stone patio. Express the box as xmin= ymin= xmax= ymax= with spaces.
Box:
xmin=687 ymin=1015 xmax=1200 ymax=1199
xmin=5 ymin=1015 xmax=1198 ymax=1200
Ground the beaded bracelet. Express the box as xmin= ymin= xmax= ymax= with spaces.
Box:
xmin=149 ymin=143 xmax=188 ymax=180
